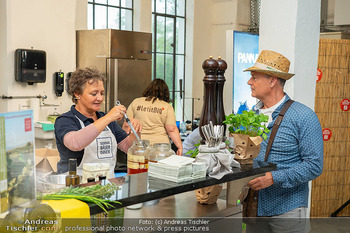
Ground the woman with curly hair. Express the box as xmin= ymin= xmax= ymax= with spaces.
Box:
xmin=126 ymin=79 xmax=182 ymax=155
xmin=55 ymin=67 xmax=141 ymax=177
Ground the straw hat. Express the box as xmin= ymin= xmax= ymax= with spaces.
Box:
xmin=244 ymin=50 xmax=294 ymax=80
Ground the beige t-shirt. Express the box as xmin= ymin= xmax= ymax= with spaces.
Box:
xmin=126 ymin=97 xmax=176 ymax=145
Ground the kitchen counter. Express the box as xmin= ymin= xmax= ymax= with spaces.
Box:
xmin=89 ymin=160 xmax=276 ymax=215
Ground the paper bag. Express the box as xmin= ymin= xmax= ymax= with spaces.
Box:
xmin=35 ymin=148 xmax=60 ymax=173
xmin=195 ymin=184 xmax=222 ymax=205
xmin=230 ymin=133 xmax=263 ymax=164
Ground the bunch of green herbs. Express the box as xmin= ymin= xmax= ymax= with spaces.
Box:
xmin=41 ymin=183 xmax=121 ymax=212
xmin=223 ymin=110 xmax=270 ymax=140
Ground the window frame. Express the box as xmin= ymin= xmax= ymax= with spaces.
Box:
xmin=152 ymin=0 xmax=186 ymax=120
xmin=88 ymin=0 xmax=134 ymax=30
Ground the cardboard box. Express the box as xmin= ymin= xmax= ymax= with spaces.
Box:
xmin=35 ymin=148 xmax=60 ymax=173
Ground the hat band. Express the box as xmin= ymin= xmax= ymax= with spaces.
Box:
xmin=253 ymin=62 xmax=284 ymax=73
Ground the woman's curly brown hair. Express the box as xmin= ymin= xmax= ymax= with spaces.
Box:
xmin=142 ymin=79 xmax=170 ymax=103
xmin=68 ymin=67 xmax=105 ymax=104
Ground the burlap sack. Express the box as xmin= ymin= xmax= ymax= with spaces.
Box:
xmin=230 ymin=133 xmax=263 ymax=165
xmin=195 ymin=184 xmax=222 ymax=205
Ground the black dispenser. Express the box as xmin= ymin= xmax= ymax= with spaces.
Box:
xmin=54 ymin=72 xmax=64 ymax=97
xmin=15 ymin=49 xmax=46 ymax=85
xmin=66 ymin=72 xmax=72 ymax=93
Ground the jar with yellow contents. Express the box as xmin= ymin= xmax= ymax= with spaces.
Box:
xmin=127 ymin=140 xmax=151 ymax=174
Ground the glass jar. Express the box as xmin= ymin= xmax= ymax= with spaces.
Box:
xmin=127 ymin=140 xmax=151 ymax=174
xmin=148 ymin=143 xmax=176 ymax=162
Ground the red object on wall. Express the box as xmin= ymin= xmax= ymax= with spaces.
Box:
xmin=24 ymin=118 xmax=32 ymax=132
xmin=316 ymin=69 xmax=322 ymax=82
xmin=340 ymin=99 xmax=350 ymax=111
xmin=322 ymin=128 xmax=332 ymax=141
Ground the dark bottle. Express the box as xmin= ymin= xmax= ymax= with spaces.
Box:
xmin=215 ymin=57 xmax=227 ymax=134
xmin=99 ymin=175 xmax=107 ymax=185
xmin=199 ymin=56 xmax=218 ymax=144
xmin=65 ymin=158 xmax=80 ymax=186
xmin=87 ymin=177 xmax=95 ymax=183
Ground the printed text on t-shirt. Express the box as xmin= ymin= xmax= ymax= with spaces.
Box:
xmin=136 ymin=105 xmax=163 ymax=114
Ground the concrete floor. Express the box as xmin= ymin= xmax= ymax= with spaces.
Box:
xmin=310 ymin=218 xmax=350 ymax=233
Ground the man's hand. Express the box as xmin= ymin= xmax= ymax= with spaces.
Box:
xmin=248 ymin=172 xmax=274 ymax=191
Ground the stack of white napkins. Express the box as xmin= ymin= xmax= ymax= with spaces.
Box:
xmin=191 ymin=162 xmax=207 ymax=179
xmin=148 ymin=155 xmax=206 ymax=182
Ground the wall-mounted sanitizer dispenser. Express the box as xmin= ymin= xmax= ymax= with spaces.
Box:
xmin=15 ymin=49 xmax=46 ymax=85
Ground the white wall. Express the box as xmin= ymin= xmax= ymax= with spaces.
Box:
xmin=0 ymin=0 xmax=8 ymax=112
xmin=0 ymin=0 xmax=86 ymax=120
xmin=134 ymin=0 xmax=152 ymax=33
xmin=259 ymin=0 xmax=320 ymax=109
xmin=190 ymin=0 xmax=250 ymax=117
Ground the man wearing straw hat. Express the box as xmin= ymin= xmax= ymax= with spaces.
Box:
xmin=244 ymin=50 xmax=324 ymax=232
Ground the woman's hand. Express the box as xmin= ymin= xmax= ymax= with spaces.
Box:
xmin=93 ymin=105 xmax=126 ymax=133
xmin=107 ymin=105 xmax=127 ymax=121
xmin=122 ymin=118 xmax=142 ymax=134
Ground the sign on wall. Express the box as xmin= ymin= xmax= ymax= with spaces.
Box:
xmin=233 ymin=31 xmax=259 ymax=114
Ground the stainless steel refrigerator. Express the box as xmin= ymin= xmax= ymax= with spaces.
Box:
xmin=76 ymin=29 xmax=152 ymax=112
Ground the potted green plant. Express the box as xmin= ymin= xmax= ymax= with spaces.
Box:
xmin=223 ymin=110 xmax=270 ymax=164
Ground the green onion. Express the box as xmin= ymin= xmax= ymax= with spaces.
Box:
xmin=41 ymin=183 xmax=122 ymax=212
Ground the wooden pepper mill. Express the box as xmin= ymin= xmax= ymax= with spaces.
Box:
xmin=215 ymin=57 xmax=227 ymax=134
xmin=199 ymin=56 xmax=218 ymax=144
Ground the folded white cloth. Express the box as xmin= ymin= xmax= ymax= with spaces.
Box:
xmin=195 ymin=144 xmax=240 ymax=180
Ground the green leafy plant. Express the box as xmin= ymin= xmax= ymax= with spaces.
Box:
xmin=185 ymin=141 xmax=201 ymax=158
xmin=223 ymin=110 xmax=270 ymax=140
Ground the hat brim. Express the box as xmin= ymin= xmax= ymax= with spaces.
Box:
xmin=243 ymin=66 xmax=294 ymax=80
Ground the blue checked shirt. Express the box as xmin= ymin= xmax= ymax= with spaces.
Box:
xmin=253 ymin=94 xmax=324 ymax=216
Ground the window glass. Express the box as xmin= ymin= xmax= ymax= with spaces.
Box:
xmin=152 ymin=0 xmax=186 ymax=119
xmin=156 ymin=0 xmax=165 ymax=14
xmin=88 ymin=0 xmax=133 ymax=30
xmin=167 ymin=0 xmax=175 ymax=15
xmin=176 ymin=18 xmax=185 ymax=54
xmin=176 ymin=0 xmax=185 ymax=16
xmin=88 ymin=4 xmax=93 ymax=29
xmin=121 ymin=9 xmax=133 ymax=30
xmin=95 ymin=5 xmax=107 ymax=29
xmin=165 ymin=17 xmax=174 ymax=53
xmin=175 ymin=55 xmax=184 ymax=90
xmin=108 ymin=7 xmax=119 ymax=29
xmin=109 ymin=0 xmax=120 ymax=7
xmin=156 ymin=16 xmax=165 ymax=52
xmin=152 ymin=14 xmax=155 ymax=51
xmin=121 ymin=0 xmax=132 ymax=8
xmin=95 ymin=0 xmax=107 ymax=4
xmin=165 ymin=54 xmax=174 ymax=90
xmin=156 ymin=54 xmax=165 ymax=79
xmin=174 ymin=92 xmax=183 ymax=120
